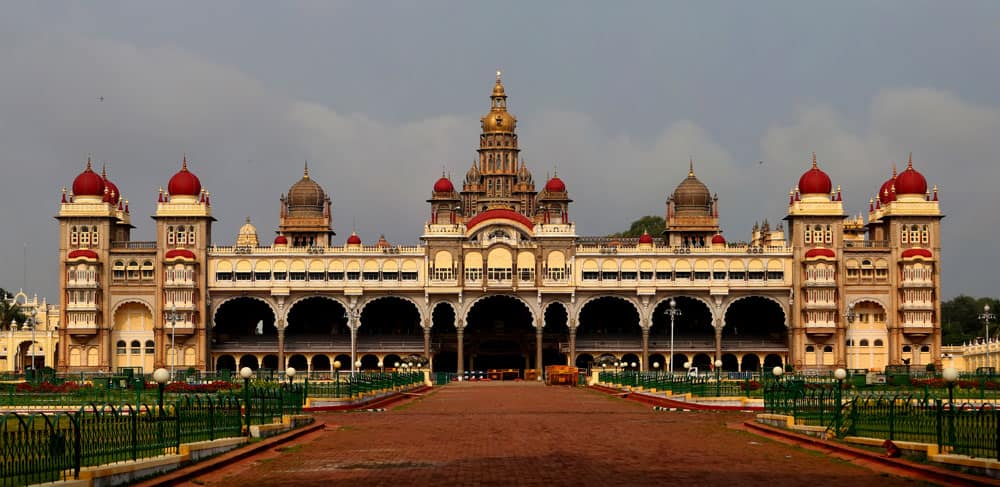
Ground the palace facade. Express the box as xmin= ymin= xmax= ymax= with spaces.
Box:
xmin=54 ymin=74 xmax=944 ymax=376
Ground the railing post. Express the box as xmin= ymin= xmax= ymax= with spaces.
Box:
xmin=936 ymin=399 xmax=943 ymax=454
xmin=72 ymin=412 xmax=81 ymax=479
xmin=208 ymin=397 xmax=215 ymax=441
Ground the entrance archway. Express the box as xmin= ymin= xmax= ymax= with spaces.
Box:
xmin=576 ymin=296 xmax=641 ymax=362
xmin=111 ymin=302 xmax=154 ymax=372
xmin=358 ymin=297 xmax=422 ymax=356
xmin=285 ymin=297 xmax=349 ymax=351
xmin=239 ymin=355 xmax=259 ymax=370
xmin=543 ymin=302 xmax=569 ymax=367
xmin=575 ymin=353 xmax=595 ymax=370
xmin=216 ymin=355 xmax=236 ymax=371
xmin=430 ymin=302 xmax=457 ymax=372
xmin=463 ymin=295 xmax=535 ymax=372
xmin=722 ymin=296 xmax=786 ymax=344
xmin=741 ymin=354 xmax=760 ymax=372
xmin=213 ymin=297 xmax=276 ymax=353
xmin=650 ymin=297 xmax=713 ymax=371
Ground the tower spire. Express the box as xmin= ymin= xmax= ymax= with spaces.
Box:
xmin=182 ymin=153 xmax=188 ymax=171
xmin=689 ymin=157 xmax=694 ymax=177
xmin=907 ymin=152 xmax=913 ymax=169
xmin=304 ymin=160 xmax=310 ymax=179
xmin=811 ymin=152 xmax=818 ymax=169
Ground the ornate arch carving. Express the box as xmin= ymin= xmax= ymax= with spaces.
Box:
xmin=357 ymin=295 xmax=426 ymax=330
xmin=211 ymin=295 xmax=278 ymax=330
xmin=575 ymin=295 xmax=643 ymax=329
xmin=721 ymin=294 xmax=788 ymax=328
xmin=462 ymin=294 xmax=537 ymax=329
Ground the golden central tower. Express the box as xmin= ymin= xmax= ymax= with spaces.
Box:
xmin=462 ymin=71 xmax=537 ymax=217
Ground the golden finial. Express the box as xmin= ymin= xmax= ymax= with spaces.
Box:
xmin=811 ymin=152 xmax=818 ymax=168
xmin=101 ymin=163 xmax=107 ymax=178
xmin=85 ymin=156 xmax=92 ymax=171
xmin=907 ymin=152 xmax=913 ymax=169
xmin=892 ymin=162 xmax=897 ymax=178
xmin=688 ymin=157 xmax=694 ymax=177
xmin=496 ymin=69 xmax=502 ymax=82
xmin=304 ymin=161 xmax=310 ymax=179
xmin=245 ymin=216 xmax=251 ymax=224
xmin=182 ymin=153 xmax=188 ymax=171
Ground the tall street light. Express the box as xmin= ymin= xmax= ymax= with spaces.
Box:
xmin=843 ymin=303 xmax=856 ymax=370
xmin=166 ymin=305 xmax=181 ymax=380
xmin=28 ymin=307 xmax=37 ymax=372
xmin=979 ymin=304 xmax=996 ymax=371
xmin=664 ymin=298 xmax=682 ymax=375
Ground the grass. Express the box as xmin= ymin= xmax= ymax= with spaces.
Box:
xmin=275 ymin=444 xmax=302 ymax=453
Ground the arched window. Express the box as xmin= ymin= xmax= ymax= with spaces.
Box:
xmin=859 ymin=339 xmax=869 ymax=347
xmin=127 ymin=260 xmax=140 ymax=280
xmin=116 ymin=341 xmax=126 ymax=354
xmin=823 ymin=345 xmax=833 ymax=353
xmin=167 ymin=226 xmax=175 ymax=245
xmin=874 ymin=339 xmax=884 ymax=347
xmin=920 ymin=345 xmax=930 ymax=353
xmin=805 ymin=345 xmax=815 ymax=353
xmin=902 ymin=345 xmax=912 ymax=353
xmin=145 ymin=340 xmax=155 ymax=354
xmin=188 ymin=226 xmax=196 ymax=246
xmin=90 ymin=226 xmax=98 ymax=246
xmin=70 ymin=226 xmax=79 ymax=246
xmin=177 ymin=226 xmax=186 ymax=244
xmin=113 ymin=260 xmax=125 ymax=280
xmin=141 ymin=261 xmax=154 ymax=280
xmin=80 ymin=226 xmax=90 ymax=246
xmin=130 ymin=340 xmax=141 ymax=354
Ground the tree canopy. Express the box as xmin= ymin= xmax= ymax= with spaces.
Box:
xmin=941 ymin=294 xmax=1000 ymax=345
xmin=610 ymin=215 xmax=665 ymax=238
xmin=0 ymin=288 xmax=27 ymax=330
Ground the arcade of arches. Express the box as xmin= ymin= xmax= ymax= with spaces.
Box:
xmin=209 ymin=293 xmax=791 ymax=375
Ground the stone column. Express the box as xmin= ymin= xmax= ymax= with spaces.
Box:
xmin=154 ymin=327 xmax=165 ymax=369
xmin=715 ymin=326 xmax=723 ymax=364
xmin=456 ymin=327 xmax=464 ymax=379
xmin=277 ymin=321 xmax=285 ymax=369
xmin=536 ymin=327 xmax=543 ymax=379
xmin=568 ymin=326 xmax=577 ymax=367
xmin=641 ymin=328 xmax=649 ymax=371
xmin=423 ymin=327 xmax=432 ymax=359
xmin=350 ymin=326 xmax=358 ymax=373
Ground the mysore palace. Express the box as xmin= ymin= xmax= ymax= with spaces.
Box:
xmin=51 ymin=73 xmax=945 ymax=377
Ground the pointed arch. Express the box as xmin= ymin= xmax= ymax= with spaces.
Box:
xmin=462 ymin=293 xmax=536 ymax=328
xmin=574 ymin=295 xmax=641 ymax=327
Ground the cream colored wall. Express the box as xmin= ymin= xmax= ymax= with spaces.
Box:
xmin=111 ymin=302 xmax=154 ymax=372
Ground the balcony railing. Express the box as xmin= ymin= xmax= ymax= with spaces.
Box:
xmin=111 ymin=241 xmax=157 ymax=249
xmin=844 ymin=240 xmax=889 ymax=249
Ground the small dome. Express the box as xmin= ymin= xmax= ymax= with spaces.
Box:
xmin=545 ymin=176 xmax=566 ymax=193
xmin=433 ymin=176 xmax=454 ymax=193
xmin=72 ymin=159 xmax=105 ymax=197
xmin=638 ymin=231 xmax=653 ymax=244
xmin=798 ymin=154 xmax=832 ymax=195
xmin=168 ymin=157 xmax=202 ymax=196
xmin=237 ymin=217 xmax=259 ymax=247
xmin=102 ymin=168 xmax=121 ymax=204
xmin=287 ymin=163 xmax=326 ymax=216
xmin=376 ymin=235 xmax=390 ymax=248
xmin=273 ymin=235 xmax=288 ymax=246
xmin=711 ymin=234 xmax=726 ymax=245
xmin=895 ymin=155 xmax=927 ymax=195
xmin=878 ymin=173 xmax=897 ymax=204
xmin=671 ymin=162 xmax=712 ymax=215
xmin=482 ymin=110 xmax=516 ymax=133
xmin=346 ymin=232 xmax=361 ymax=245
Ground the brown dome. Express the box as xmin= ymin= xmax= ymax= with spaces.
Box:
xmin=287 ymin=164 xmax=327 ymax=217
xmin=671 ymin=163 xmax=713 ymax=216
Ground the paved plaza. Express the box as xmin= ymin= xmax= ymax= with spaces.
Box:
xmin=184 ymin=383 xmax=914 ymax=486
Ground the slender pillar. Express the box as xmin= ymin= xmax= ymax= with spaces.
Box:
xmin=350 ymin=326 xmax=357 ymax=373
xmin=568 ymin=326 xmax=577 ymax=367
xmin=715 ymin=327 xmax=723 ymax=364
xmin=423 ymin=327 xmax=431 ymax=359
xmin=277 ymin=323 xmax=285 ymax=370
xmin=641 ymin=328 xmax=649 ymax=372
xmin=536 ymin=327 xmax=543 ymax=379
xmin=456 ymin=327 xmax=464 ymax=379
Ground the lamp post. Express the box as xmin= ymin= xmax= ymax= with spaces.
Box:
xmin=652 ymin=361 xmax=660 ymax=389
xmin=239 ymin=366 xmax=253 ymax=433
xmin=27 ymin=308 xmax=37 ymax=372
xmin=333 ymin=360 xmax=341 ymax=397
xmin=843 ymin=303 xmax=856 ymax=370
xmin=285 ymin=367 xmax=296 ymax=386
xmin=665 ymin=299 xmax=682 ymax=376
xmin=165 ymin=305 xmax=181 ymax=381
xmin=772 ymin=365 xmax=784 ymax=381
xmin=715 ymin=359 xmax=723 ymax=397
xmin=153 ymin=368 xmax=170 ymax=416
xmin=943 ymin=366 xmax=958 ymax=446
xmin=979 ymin=304 xmax=995 ymax=372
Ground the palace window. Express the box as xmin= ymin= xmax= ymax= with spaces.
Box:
xmin=694 ymin=272 xmax=710 ymax=281
xmin=363 ymin=271 xmax=380 ymax=281
xmin=920 ymin=345 xmax=930 ymax=353
xmin=675 ymin=271 xmax=692 ymax=280
xmin=80 ymin=226 xmax=90 ymax=246
xmin=131 ymin=340 xmax=141 ymax=354
xmin=167 ymin=226 xmax=175 ymax=245
xmin=902 ymin=345 xmax=912 ymax=353
xmin=823 ymin=345 xmax=833 ymax=353
xmin=519 ymin=268 xmax=535 ymax=281
xmin=874 ymin=339 xmax=884 ymax=347
xmin=582 ymin=271 xmax=599 ymax=281
xmin=347 ymin=271 xmax=360 ymax=280
xmin=255 ymin=271 xmax=271 ymax=281
xmin=145 ymin=340 xmax=154 ymax=354
xmin=308 ymin=271 xmax=326 ymax=281
xmin=488 ymin=267 xmax=512 ymax=281
xmin=825 ymin=224 xmax=832 ymax=244
xmin=713 ymin=271 xmax=727 ymax=280
xmin=116 ymin=341 xmax=126 ymax=355
xmin=235 ymin=270 xmax=252 ymax=281
xmin=805 ymin=345 xmax=815 ymax=353
xmin=215 ymin=271 xmax=233 ymax=281
xmin=141 ymin=261 xmax=154 ymax=280
xmin=127 ymin=261 xmax=140 ymax=280
xmin=601 ymin=271 xmax=618 ymax=281
xmin=859 ymin=339 xmax=869 ymax=347
xmin=804 ymin=228 xmax=811 ymax=244
xmin=290 ymin=271 xmax=306 ymax=281
xmin=465 ymin=268 xmax=483 ymax=281
xmin=382 ymin=271 xmax=398 ymax=281
xmin=921 ymin=225 xmax=929 ymax=244
xmin=177 ymin=228 xmax=186 ymax=245
xmin=113 ymin=261 xmax=126 ymax=280
xmin=655 ymin=271 xmax=672 ymax=280
xmin=188 ymin=226 xmax=196 ymax=246
xmin=272 ymin=271 xmax=287 ymax=281
xmin=70 ymin=226 xmax=79 ymax=246
xmin=766 ymin=271 xmax=784 ymax=280
xmin=327 ymin=271 xmax=343 ymax=281
xmin=747 ymin=271 xmax=764 ymax=280
xmin=640 ymin=271 xmax=653 ymax=280
xmin=401 ymin=271 xmax=418 ymax=281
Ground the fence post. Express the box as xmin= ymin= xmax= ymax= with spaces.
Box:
xmin=208 ymin=397 xmax=215 ymax=441
xmin=936 ymin=398 xmax=943 ymax=454
xmin=72 ymin=412 xmax=81 ymax=479
xmin=888 ymin=398 xmax=895 ymax=440
xmin=131 ymin=406 xmax=139 ymax=461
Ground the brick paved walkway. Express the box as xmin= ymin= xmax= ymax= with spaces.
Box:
xmin=184 ymin=382 xmax=914 ymax=486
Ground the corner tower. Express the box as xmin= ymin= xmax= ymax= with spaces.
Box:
xmin=278 ymin=163 xmax=334 ymax=247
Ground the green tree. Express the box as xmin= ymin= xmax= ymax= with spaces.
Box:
xmin=0 ymin=288 xmax=27 ymax=331
xmin=941 ymin=294 xmax=1000 ymax=345
xmin=610 ymin=215 xmax=665 ymax=238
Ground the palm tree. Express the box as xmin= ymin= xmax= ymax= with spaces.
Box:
xmin=0 ymin=289 xmax=27 ymax=331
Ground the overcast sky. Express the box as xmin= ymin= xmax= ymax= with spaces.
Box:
xmin=1 ymin=1 xmax=998 ymax=301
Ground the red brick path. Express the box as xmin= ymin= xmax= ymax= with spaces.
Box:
xmin=183 ymin=382 xmax=914 ymax=486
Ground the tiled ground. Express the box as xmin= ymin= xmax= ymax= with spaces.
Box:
xmin=184 ymin=382 xmax=913 ymax=486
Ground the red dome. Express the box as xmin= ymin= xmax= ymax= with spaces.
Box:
xmin=895 ymin=157 xmax=927 ymax=195
xmin=273 ymin=235 xmax=288 ymax=245
xmin=545 ymin=176 xmax=566 ymax=192
xmin=433 ymin=176 xmax=454 ymax=193
xmin=346 ymin=232 xmax=362 ymax=245
xmin=798 ymin=155 xmax=832 ymax=195
xmin=167 ymin=157 xmax=202 ymax=196
xmin=638 ymin=232 xmax=654 ymax=244
xmin=901 ymin=248 xmax=933 ymax=259
xmin=102 ymin=176 xmax=120 ymax=204
xmin=878 ymin=177 xmax=897 ymax=204
xmin=711 ymin=234 xmax=726 ymax=245
xmin=72 ymin=160 xmax=106 ymax=197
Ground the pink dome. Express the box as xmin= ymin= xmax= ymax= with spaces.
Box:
xmin=711 ymin=234 xmax=726 ymax=245
xmin=167 ymin=157 xmax=202 ymax=196
xmin=346 ymin=232 xmax=362 ymax=245
xmin=273 ymin=235 xmax=288 ymax=245
xmin=72 ymin=160 xmax=106 ymax=197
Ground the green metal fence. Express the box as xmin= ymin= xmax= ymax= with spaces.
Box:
xmin=597 ymin=371 xmax=766 ymax=398
xmin=0 ymin=411 xmax=78 ymax=486
xmin=304 ymin=372 xmax=423 ymax=399
xmin=175 ymin=395 xmax=243 ymax=443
